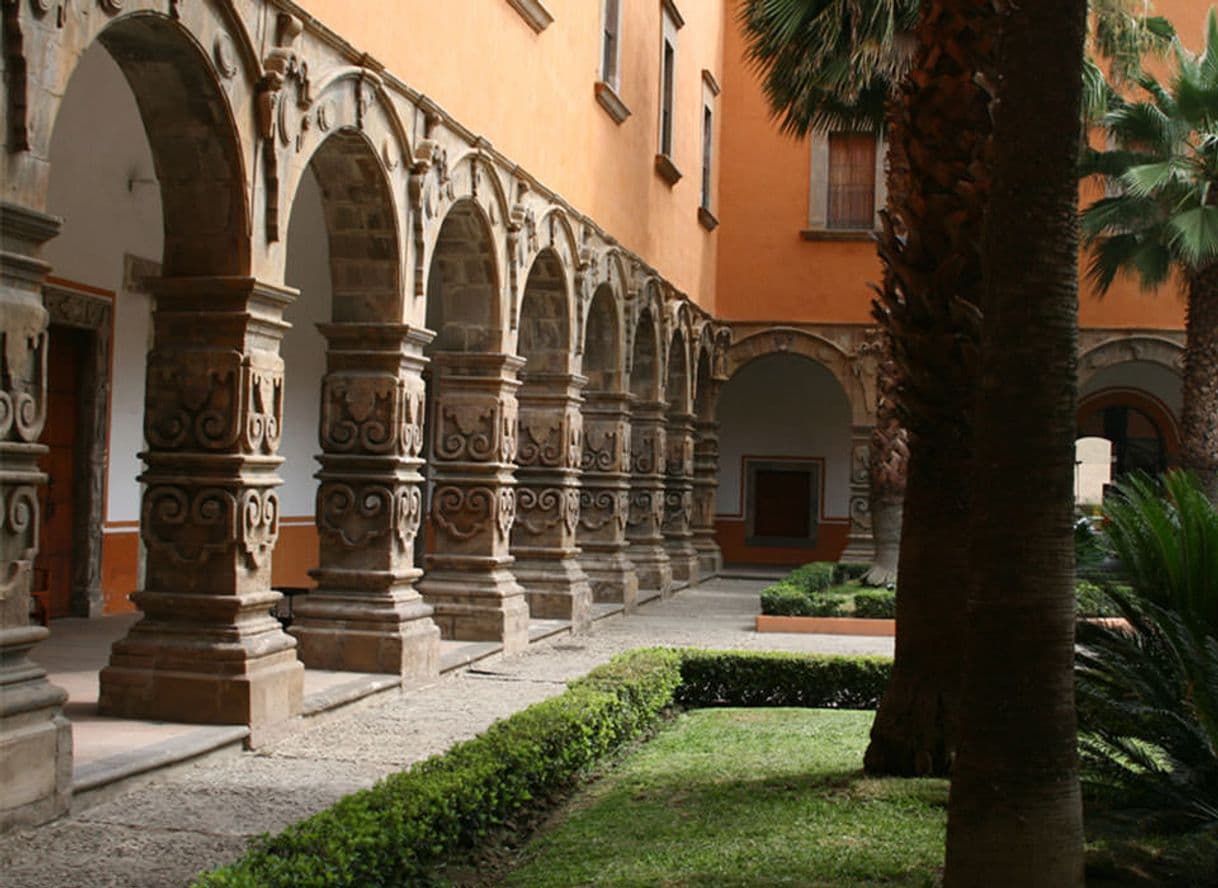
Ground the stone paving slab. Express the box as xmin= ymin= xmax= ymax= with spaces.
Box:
xmin=0 ymin=577 xmax=892 ymax=888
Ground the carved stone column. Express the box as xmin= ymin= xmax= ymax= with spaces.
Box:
xmin=98 ymin=277 xmax=304 ymax=737
xmin=577 ymin=392 xmax=637 ymax=610
xmin=0 ymin=203 xmax=71 ymax=830
xmin=692 ymin=417 xmax=723 ymax=577
xmin=419 ymin=353 xmax=530 ymax=653
xmin=840 ymin=425 xmax=877 ymax=563
xmin=662 ymin=411 xmax=699 ymax=582
xmin=511 ymin=372 xmax=592 ymax=631
xmin=625 ymin=400 xmax=672 ymax=596
xmin=290 ymin=324 xmax=439 ymax=681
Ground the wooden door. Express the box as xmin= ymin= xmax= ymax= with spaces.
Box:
xmin=34 ymin=324 xmax=87 ymax=619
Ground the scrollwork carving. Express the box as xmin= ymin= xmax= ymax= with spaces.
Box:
xmin=141 ymin=485 xmax=236 ymax=565
xmin=240 ymin=488 xmax=279 ymax=568
xmin=321 ymin=374 xmax=400 ymax=454
xmin=431 ymin=485 xmax=496 ymax=541
xmin=0 ymin=301 xmax=47 ymax=443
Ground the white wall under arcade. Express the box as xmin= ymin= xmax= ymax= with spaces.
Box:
xmin=1081 ymin=359 xmax=1183 ymax=421
xmin=714 ymin=352 xmax=852 ymax=564
xmin=46 ymin=42 xmax=161 ymax=530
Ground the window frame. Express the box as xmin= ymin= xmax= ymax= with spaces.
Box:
xmin=803 ymin=130 xmax=886 ymax=239
xmin=698 ymin=69 xmax=720 ymax=229
xmin=654 ymin=1 xmax=684 ymax=185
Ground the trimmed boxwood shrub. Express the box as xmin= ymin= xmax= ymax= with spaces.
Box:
xmin=787 ymin=562 xmax=836 ymax=594
xmin=195 ymin=649 xmax=682 ymax=887
xmin=675 ymin=649 xmax=892 ymax=710
xmin=852 ymin=588 xmax=896 ymax=619
xmin=194 ymin=647 xmax=891 ymax=887
xmin=759 ymin=581 xmax=814 ymax=616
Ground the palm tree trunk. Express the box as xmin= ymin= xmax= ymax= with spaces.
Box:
xmin=1182 ymin=269 xmax=1218 ymax=502
xmin=865 ymin=0 xmax=994 ymax=777
xmin=943 ymin=0 xmax=1087 ymax=884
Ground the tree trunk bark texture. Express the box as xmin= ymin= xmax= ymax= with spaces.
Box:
xmin=943 ymin=1 xmax=1087 ymax=884
xmin=1182 ymin=270 xmax=1218 ymax=502
xmin=865 ymin=0 xmax=994 ymax=777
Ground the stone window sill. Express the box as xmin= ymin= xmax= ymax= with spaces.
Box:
xmin=595 ymin=81 xmax=631 ymax=124
xmin=698 ymin=206 xmax=719 ymax=231
xmin=655 ymin=153 xmax=682 ymax=186
xmin=506 ymin=0 xmax=553 ymax=33
xmin=800 ymin=228 xmax=879 ymax=242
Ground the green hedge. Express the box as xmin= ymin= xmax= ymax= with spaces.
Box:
xmin=194 ymin=649 xmax=682 ymax=887
xmin=195 ymin=648 xmax=890 ymax=887
xmin=787 ymin=562 xmax=836 ymax=594
xmin=852 ymin=588 xmax=897 ymax=619
xmin=675 ymin=649 xmax=892 ymax=710
xmin=759 ymin=581 xmax=813 ymax=616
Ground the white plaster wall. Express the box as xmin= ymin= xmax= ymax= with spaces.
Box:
xmin=281 ymin=168 xmax=332 ymax=519
xmin=45 ymin=43 xmax=161 ymax=525
xmin=1081 ymin=360 xmax=1182 ymax=420
xmin=715 ymin=353 xmax=852 ymax=519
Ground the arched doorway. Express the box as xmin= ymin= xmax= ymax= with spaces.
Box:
xmin=715 ymin=352 xmax=853 ymax=565
xmin=419 ymin=197 xmax=530 ymax=652
xmin=283 ymin=129 xmax=439 ymax=680
xmin=625 ymin=297 xmax=673 ymax=596
xmin=663 ymin=328 xmax=699 ymax=581
xmin=511 ymin=249 xmax=591 ymax=629
xmin=578 ymin=284 xmax=638 ymax=608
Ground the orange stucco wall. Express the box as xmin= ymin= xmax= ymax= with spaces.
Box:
xmin=715 ymin=0 xmax=1198 ymax=330
xmin=300 ymin=0 xmax=723 ymax=312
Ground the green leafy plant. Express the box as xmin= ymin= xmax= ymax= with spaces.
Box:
xmin=1076 ymin=470 xmax=1218 ymax=831
xmin=758 ymin=581 xmax=814 ymax=616
xmin=852 ymin=588 xmax=897 ymax=619
xmin=675 ymin=649 xmax=891 ymax=710
xmin=787 ymin=561 xmax=836 ymax=594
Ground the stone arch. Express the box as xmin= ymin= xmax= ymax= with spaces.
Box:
xmin=583 ymin=284 xmax=624 ymax=394
xmin=693 ymin=333 xmax=715 ymax=422
xmin=38 ymin=10 xmax=253 ymax=276
xmin=727 ymin=327 xmax=869 ymax=425
xmin=629 ymin=285 xmax=663 ymax=401
xmin=1078 ymin=335 xmax=1184 ymax=389
xmin=425 ymin=198 xmax=503 ymax=352
xmin=515 ymin=207 xmax=578 ymax=350
xmin=518 ymin=248 xmax=572 ymax=375
xmin=293 ymin=128 xmax=403 ymax=322
xmin=666 ymin=327 xmax=692 ymax=416
xmin=420 ymin=152 xmax=510 ymax=340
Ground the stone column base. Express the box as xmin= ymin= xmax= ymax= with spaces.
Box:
xmin=581 ymin=551 xmax=639 ymax=611
xmin=694 ymin=543 xmax=723 ymax=579
xmin=665 ymin=542 xmax=701 ymax=584
xmin=0 ymin=628 xmax=72 ymax=832
xmin=512 ymin=557 xmax=592 ymax=631
xmin=420 ymin=568 xmax=531 ymax=654
xmin=99 ymin=591 xmax=304 ymax=731
xmin=291 ymin=586 xmax=439 ymax=683
xmin=840 ymin=535 xmax=875 ymax=564
xmin=628 ymin=545 xmax=673 ymax=597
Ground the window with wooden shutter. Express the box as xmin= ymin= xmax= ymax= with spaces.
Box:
xmin=827 ymin=132 xmax=876 ymax=229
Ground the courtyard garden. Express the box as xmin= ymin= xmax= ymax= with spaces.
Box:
xmin=192 ymin=470 xmax=1217 ymax=887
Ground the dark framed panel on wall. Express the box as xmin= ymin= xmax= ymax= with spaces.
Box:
xmin=743 ymin=457 xmax=822 ymax=547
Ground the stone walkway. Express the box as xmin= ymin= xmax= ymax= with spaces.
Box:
xmin=0 ymin=577 xmax=892 ymax=888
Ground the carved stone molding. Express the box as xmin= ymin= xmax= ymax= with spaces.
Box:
xmin=662 ymin=411 xmax=698 ymax=582
xmin=294 ymin=323 xmax=439 ymax=679
xmin=625 ymin=399 xmax=672 ymax=595
xmin=418 ymin=352 xmax=530 ymax=653
xmin=691 ymin=418 xmax=722 ymax=576
xmin=99 ymin=276 xmax=304 ymax=732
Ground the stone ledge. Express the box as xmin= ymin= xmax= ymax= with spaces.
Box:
xmin=800 ymin=228 xmax=879 ymax=242
xmin=594 ymin=81 xmax=631 ymax=124
xmin=698 ymin=206 xmax=719 ymax=231
xmin=655 ymin=153 xmax=683 ymax=186
xmin=506 ymin=0 xmax=554 ymax=33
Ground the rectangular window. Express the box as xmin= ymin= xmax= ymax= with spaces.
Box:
xmin=701 ymin=104 xmax=713 ymax=209
xmin=601 ymin=0 xmax=620 ymax=88
xmin=660 ymin=39 xmax=675 ymax=156
xmin=827 ymin=132 xmax=877 ymax=229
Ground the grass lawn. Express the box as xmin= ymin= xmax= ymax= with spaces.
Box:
xmin=501 ymin=708 xmax=947 ymax=887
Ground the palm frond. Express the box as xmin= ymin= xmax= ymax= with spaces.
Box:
xmin=1167 ymin=205 xmax=1218 ymax=271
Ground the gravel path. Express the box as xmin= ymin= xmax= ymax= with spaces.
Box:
xmin=0 ymin=577 xmax=892 ymax=888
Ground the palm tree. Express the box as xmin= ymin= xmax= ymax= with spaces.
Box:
xmin=943 ymin=0 xmax=1089 ymax=881
xmin=1081 ymin=10 xmax=1218 ymax=501
xmin=741 ymin=0 xmax=992 ymax=777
